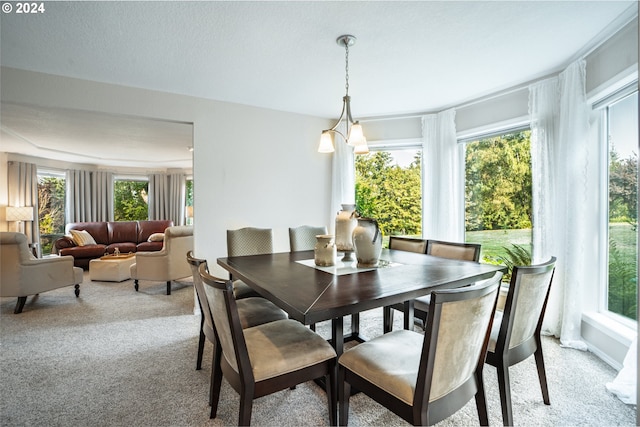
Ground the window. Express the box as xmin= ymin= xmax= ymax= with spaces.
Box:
xmin=37 ymin=170 xmax=66 ymax=255
xmin=114 ymin=177 xmax=149 ymax=221
xmin=605 ymin=90 xmax=638 ymax=322
xmin=464 ymin=130 xmax=533 ymax=274
xmin=355 ymin=147 xmax=422 ymax=245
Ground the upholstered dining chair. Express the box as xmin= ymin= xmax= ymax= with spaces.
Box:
xmin=226 ymin=227 xmax=275 ymax=299
xmin=1 ymin=232 xmax=84 ymax=313
xmin=130 ymin=225 xmax=194 ymax=295
xmin=485 ymin=256 xmax=557 ymax=426
xmin=385 ymin=239 xmax=482 ymax=332
xmin=338 ymin=271 xmax=502 ymax=426
xmin=199 ymin=264 xmax=337 ymax=426
xmin=288 ymin=225 xmax=328 ymax=252
xmin=186 ymin=252 xmax=288 ymax=407
xmin=383 ymin=236 xmax=429 ymax=332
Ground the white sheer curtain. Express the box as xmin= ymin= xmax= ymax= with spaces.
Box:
xmin=330 ymin=125 xmax=355 ymax=231
xmin=66 ymin=170 xmax=113 ymax=223
xmin=421 ymin=108 xmax=464 ymax=242
xmin=7 ymin=161 xmax=40 ymax=252
xmin=529 ymin=59 xmax=590 ymax=350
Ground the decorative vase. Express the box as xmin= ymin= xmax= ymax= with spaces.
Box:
xmin=335 ymin=203 xmax=358 ymax=262
xmin=314 ymin=234 xmax=337 ymax=267
xmin=352 ymin=218 xmax=382 ymax=268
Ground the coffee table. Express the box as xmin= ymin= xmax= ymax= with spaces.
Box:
xmin=89 ymin=253 xmax=136 ymax=282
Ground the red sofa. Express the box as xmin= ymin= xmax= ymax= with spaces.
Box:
xmin=54 ymin=220 xmax=173 ymax=268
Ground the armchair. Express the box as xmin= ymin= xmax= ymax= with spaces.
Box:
xmin=130 ymin=225 xmax=193 ymax=295
xmin=1 ymin=232 xmax=83 ymax=314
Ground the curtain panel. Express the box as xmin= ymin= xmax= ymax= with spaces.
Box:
xmin=7 ymin=161 xmax=40 ymax=254
xmin=148 ymin=173 xmax=186 ymax=225
xmin=529 ymin=59 xmax=590 ymax=350
xmin=421 ymin=108 xmax=464 ymax=242
xmin=66 ymin=170 xmax=113 ymax=223
xmin=330 ymin=123 xmax=355 ymax=233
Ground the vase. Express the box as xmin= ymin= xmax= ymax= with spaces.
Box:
xmin=352 ymin=218 xmax=382 ymax=268
xmin=335 ymin=203 xmax=358 ymax=262
xmin=314 ymin=234 xmax=337 ymax=267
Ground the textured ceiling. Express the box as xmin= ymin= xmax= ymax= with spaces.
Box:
xmin=0 ymin=1 xmax=636 ymax=168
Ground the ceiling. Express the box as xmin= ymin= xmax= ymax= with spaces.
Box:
xmin=0 ymin=1 xmax=636 ymax=168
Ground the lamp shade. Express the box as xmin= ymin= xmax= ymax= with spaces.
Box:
xmin=6 ymin=206 xmax=34 ymax=222
xmin=318 ymin=131 xmax=335 ymax=153
xmin=186 ymin=206 xmax=194 ymax=218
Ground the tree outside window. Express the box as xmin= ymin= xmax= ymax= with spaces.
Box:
xmin=114 ymin=179 xmax=149 ymax=221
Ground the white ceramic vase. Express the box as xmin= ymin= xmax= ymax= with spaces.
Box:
xmin=335 ymin=203 xmax=358 ymax=261
xmin=352 ymin=218 xmax=382 ymax=268
xmin=314 ymin=234 xmax=337 ymax=267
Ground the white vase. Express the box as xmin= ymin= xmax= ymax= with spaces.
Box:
xmin=314 ymin=234 xmax=337 ymax=267
xmin=352 ymin=218 xmax=382 ymax=268
xmin=335 ymin=203 xmax=358 ymax=261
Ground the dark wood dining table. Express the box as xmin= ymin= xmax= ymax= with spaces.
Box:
xmin=217 ymin=248 xmax=506 ymax=356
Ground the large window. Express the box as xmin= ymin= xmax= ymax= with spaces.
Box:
xmin=605 ymin=90 xmax=638 ymax=322
xmin=37 ymin=170 xmax=66 ymax=255
xmin=355 ymin=147 xmax=422 ymax=244
xmin=114 ymin=178 xmax=149 ymax=221
xmin=464 ymin=130 xmax=533 ymax=274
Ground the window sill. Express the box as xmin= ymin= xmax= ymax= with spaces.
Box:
xmin=582 ymin=311 xmax=636 ymax=369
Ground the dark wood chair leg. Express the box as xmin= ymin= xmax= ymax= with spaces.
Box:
xmin=166 ymin=280 xmax=171 ymax=295
xmin=403 ymin=300 xmax=414 ymax=330
xmin=238 ymin=388 xmax=254 ymax=426
xmin=210 ymin=343 xmax=223 ymax=417
xmin=474 ymin=371 xmax=490 ymax=426
xmin=496 ymin=361 xmax=513 ymax=427
xmin=327 ymin=363 xmax=337 ymax=426
xmin=196 ymin=321 xmax=205 ymax=370
xmin=14 ymin=297 xmax=27 ymax=314
xmin=338 ymin=367 xmax=351 ymax=426
xmin=74 ymin=284 xmax=80 ymax=297
xmin=534 ymin=338 xmax=550 ymax=405
xmin=134 ymin=280 xmax=139 ymax=291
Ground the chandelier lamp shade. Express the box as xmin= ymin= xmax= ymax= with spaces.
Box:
xmin=318 ymin=35 xmax=369 ymax=155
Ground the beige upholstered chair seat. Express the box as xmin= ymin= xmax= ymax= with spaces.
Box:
xmin=233 ymin=280 xmax=259 ymax=299
xmin=235 ymin=297 xmax=288 ymax=328
xmin=240 ymin=319 xmax=336 ymax=382
xmin=339 ymin=330 xmax=422 ymax=405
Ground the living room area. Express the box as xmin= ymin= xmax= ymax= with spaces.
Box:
xmin=1 ymin=1 xmax=638 ymax=425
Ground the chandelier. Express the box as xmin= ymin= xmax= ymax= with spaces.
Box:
xmin=318 ymin=35 xmax=369 ymax=154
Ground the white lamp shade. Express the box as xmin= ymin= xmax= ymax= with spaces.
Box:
xmin=318 ymin=131 xmax=335 ymax=153
xmin=185 ymin=206 xmax=194 ymax=218
xmin=6 ymin=206 xmax=34 ymax=222
xmin=347 ymin=122 xmax=365 ymax=146
xmin=353 ymin=137 xmax=370 ymax=155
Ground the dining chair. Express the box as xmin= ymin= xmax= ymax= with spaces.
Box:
xmin=338 ymin=271 xmax=503 ymax=426
xmin=199 ymin=264 xmax=337 ymax=426
xmin=385 ymin=239 xmax=482 ymax=332
xmin=187 ymin=252 xmax=288 ymax=409
xmin=226 ymin=227 xmax=274 ymax=299
xmin=288 ymin=225 xmax=328 ymax=252
xmin=485 ymin=256 xmax=557 ymax=426
xmin=382 ymin=236 xmax=429 ymax=332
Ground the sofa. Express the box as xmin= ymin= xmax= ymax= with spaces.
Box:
xmin=54 ymin=220 xmax=174 ymax=268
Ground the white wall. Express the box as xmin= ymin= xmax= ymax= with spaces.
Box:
xmin=1 ymin=68 xmax=333 ymax=276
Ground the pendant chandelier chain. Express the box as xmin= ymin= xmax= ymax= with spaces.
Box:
xmin=344 ymin=42 xmax=350 ymax=97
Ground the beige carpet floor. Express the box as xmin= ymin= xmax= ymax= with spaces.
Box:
xmin=0 ymin=271 xmax=636 ymax=426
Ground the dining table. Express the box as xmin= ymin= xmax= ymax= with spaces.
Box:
xmin=217 ymin=248 xmax=507 ymax=356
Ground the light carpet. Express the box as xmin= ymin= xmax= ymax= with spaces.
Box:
xmin=0 ymin=272 xmax=636 ymax=426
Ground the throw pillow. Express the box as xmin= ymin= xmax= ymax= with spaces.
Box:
xmin=69 ymin=229 xmax=97 ymax=246
xmin=148 ymin=232 xmax=165 ymax=242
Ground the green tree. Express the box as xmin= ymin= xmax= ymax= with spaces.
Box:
xmin=609 ymin=149 xmax=638 ymax=227
xmin=114 ymin=180 xmax=148 ymax=221
xmin=465 ymin=132 xmax=532 ymax=231
xmin=355 ymin=151 xmax=422 ymax=237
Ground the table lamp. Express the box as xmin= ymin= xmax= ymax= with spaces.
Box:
xmin=6 ymin=206 xmax=34 ymax=234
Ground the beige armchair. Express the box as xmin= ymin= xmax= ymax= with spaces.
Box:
xmin=130 ymin=225 xmax=193 ymax=295
xmin=1 ymin=232 xmax=83 ymax=314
